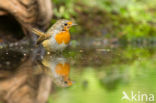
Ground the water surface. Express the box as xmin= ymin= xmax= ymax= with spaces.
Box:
xmin=0 ymin=43 xmax=156 ymax=103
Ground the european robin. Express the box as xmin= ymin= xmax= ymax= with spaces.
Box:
xmin=32 ymin=19 xmax=77 ymax=51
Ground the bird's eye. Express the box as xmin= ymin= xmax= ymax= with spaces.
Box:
xmin=64 ymin=23 xmax=68 ymax=26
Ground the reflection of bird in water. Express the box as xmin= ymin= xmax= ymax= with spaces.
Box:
xmin=41 ymin=54 xmax=73 ymax=87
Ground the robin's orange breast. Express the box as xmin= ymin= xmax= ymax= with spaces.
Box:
xmin=55 ymin=63 xmax=72 ymax=86
xmin=55 ymin=63 xmax=70 ymax=76
xmin=55 ymin=31 xmax=70 ymax=44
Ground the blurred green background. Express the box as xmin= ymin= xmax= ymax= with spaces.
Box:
xmin=52 ymin=0 xmax=156 ymax=40
xmin=48 ymin=0 xmax=156 ymax=103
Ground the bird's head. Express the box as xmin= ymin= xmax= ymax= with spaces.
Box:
xmin=54 ymin=19 xmax=77 ymax=31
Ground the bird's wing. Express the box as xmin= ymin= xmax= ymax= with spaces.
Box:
xmin=32 ymin=28 xmax=51 ymax=45
xmin=32 ymin=28 xmax=45 ymax=36
xmin=36 ymin=34 xmax=51 ymax=45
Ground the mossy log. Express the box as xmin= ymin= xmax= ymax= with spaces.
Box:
xmin=0 ymin=0 xmax=52 ymax=42
xmin=0 ymin=0 xmax=53 ymax=103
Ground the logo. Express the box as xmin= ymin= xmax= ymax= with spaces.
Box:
xmin=121 ymin=91 xmax=154 ymax=102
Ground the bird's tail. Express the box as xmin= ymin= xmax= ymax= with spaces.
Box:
xmin=32 ymin=28 xmax=45 ymax=37
xmin=32 ymin=28 xmax=51 ymax=45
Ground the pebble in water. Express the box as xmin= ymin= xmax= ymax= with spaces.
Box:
xmin=47 ymin=52 xmax=50 ymax=54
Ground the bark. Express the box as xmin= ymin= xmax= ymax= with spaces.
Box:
xmin=0 ymin=1 xmax=53 ymax=102
xmin=0 ymin=0 xmax=52 ymax=41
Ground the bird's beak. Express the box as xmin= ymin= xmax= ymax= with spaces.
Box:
xmin=72 ymin=22 xmax=77 ymax=26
